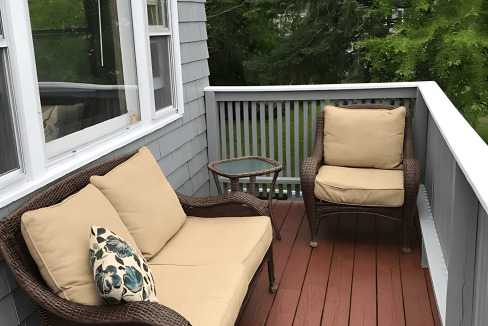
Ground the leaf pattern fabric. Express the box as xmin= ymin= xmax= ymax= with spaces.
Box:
xmin=89 ymin=226 xmax=158 ymax=305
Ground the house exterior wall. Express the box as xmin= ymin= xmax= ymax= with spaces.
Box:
xmin=0 ymin=1 xmax=210 ymax=324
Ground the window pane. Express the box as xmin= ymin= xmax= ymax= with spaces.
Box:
xmin=29 ymin=0 xmax=140 ymax=144
xmin=150 ymin=36 xmax=173 ymax=111
xmin=0 ymin=51 xmax=20 ymax=176
xmin=147 ymin=0 xmax=168 ymax=27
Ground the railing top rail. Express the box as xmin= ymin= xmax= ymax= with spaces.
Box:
xmin=419 ymin=81 xmax=488 ymax=215
xmin=204 ymin=81 xmax=420 ymax=93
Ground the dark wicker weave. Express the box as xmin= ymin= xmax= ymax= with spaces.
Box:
xmin=300 ymin=104 xmax=421 ymax=253
xmin=207 ymin=156 xmax=283 ymax=240
xmin=0 ymin=151 xmax=277 ymax=326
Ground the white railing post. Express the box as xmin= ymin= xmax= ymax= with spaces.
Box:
xmin=414 ymin=88 xmax=428 ymax=184
xmin=204 ymin=88 xmax=220 ymax=196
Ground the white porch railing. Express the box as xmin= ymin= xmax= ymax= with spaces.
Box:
xmin=204 ymin=82 xmax=488 ymax=326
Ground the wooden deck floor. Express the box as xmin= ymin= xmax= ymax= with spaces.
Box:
xmin=238 ymin=200 xmax=441 ymax=326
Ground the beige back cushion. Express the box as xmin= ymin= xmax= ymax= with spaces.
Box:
xmin=21 ymin=184 xmax=141 ymax=306
xmin=323 ymin=105 xmax=406 ymax=169
xmin=90 ymin=146 xmax=187 ymax=260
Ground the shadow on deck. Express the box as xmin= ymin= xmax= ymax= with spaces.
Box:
xmin=238 ymin=200 xmax=441 ymax=326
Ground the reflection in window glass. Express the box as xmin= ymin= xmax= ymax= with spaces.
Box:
xmin=28 ymin=0 xmax=139 ymax=143
xmin=147 ymin=0 xmax=168 ymax=27
xmin=150 ymin=36 xmax=173 ymax=111
xmin=0 ymin=51 xmax=20 ymax=177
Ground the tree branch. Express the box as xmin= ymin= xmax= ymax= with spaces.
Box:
xmin=207 ymin=0 xmax=250 ymax=19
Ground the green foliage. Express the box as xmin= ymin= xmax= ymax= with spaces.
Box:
xmin=244 ymin=0 xmax=389 ymax=85
xmin=29 ymin=0 xmax=86 ymax=30
xmin=205 ymin=0 xmax=281 ymax=86
xmin=359 ymin=0 xmax=488 ymax=127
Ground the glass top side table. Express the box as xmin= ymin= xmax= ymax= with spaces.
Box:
xmin=208 ymin=156 xmax=283 ymax=240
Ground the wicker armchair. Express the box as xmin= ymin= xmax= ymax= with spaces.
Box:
xmin=0 ymin=151 xmax=276 ymax=326
xmin=300 ymin=104 xmax=420 ymax=253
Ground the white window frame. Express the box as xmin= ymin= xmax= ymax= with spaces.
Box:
xmin=147 ymin=0 xmax=185 ymax=120
xmin=0 ymin=0 xmax=184 ymax=207
xmin=0 ymin=8 xmax=24 ymax=187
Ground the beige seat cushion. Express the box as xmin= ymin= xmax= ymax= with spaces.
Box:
xmin=314 ymin=165 xmax=404 ymax=207
xmin=90 ymin=146 xmax=186 ymax=260
xmin=21 ymin=184 xmax=141 ymax=306
xmin=152 ymin=264 xmax=248 ymax=326
xmin=148 ymin=216 xmax=272 ymax=282
xmin=323 ymin=105 xmax=406 ymax=169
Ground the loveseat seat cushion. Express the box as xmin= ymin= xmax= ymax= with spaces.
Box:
xmin=90 ymin=146 xmax=187 ymax=260
xmin=323 ymin=105 xmax=406 ymax=169
xmin=152 ymin=264 xmax=248 ymax=326
xmin=314 ymin=165 xmax=404 ymax=207
xmin=21 ymin=184 xmax=141 ymax=306
xmin=148 ymin=216 xmax=272 ymax=282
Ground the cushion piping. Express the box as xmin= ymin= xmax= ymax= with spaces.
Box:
xmin=314 ymin=196 xmax=404 ymax=208
xmin=315 ymin=179 xmax=404 ymax=191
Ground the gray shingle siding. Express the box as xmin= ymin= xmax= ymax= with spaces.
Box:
xmin=0 ymin=1 xmax=210 ymax=325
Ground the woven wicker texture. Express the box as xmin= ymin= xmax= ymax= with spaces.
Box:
xmin=0 ymin=150 xmax=276 ymax=325
xmin=300 ymin=104 xmax=421 ymax=252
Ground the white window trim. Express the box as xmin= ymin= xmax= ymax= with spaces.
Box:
xmin=0 ymin=0 xmax=185 ymax=208
xmin=147 ymin=0 xmax=185 ymax=121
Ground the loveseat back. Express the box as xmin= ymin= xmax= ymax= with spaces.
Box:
xmin=0 ymin=151 xmax=137 ymax=294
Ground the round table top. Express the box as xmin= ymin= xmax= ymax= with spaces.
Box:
xmin=208 ymin=156 xmax=282 ymax=178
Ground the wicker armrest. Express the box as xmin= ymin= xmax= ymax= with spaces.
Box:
xmin=0 ymin=258 xmax=190 ymax=326
xmin=176 ymin=192 xmax=269 ymax=217
xmin=403 ymin=158 xmax=421 ymax=193
xmin=41 ymin=300 xmax=191 ymax=326
xmin=402 ymin=157 xmax=421 ymax=220
xmin=300 ymin=148 xmax=323 ymax=196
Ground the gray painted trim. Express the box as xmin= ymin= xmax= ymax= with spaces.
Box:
xmin=445 ymin=163 xmax=479 ymax=326
xmin=474 ymin=205 xmax=488 ymax=326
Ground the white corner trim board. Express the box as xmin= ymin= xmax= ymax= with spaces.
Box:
xmin=417 ymin=184 xmax=447 ymax=326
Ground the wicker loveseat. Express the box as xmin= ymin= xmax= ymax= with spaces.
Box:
xmin=300 ymin=104 xmax=421 ymax=253
xmin=0 ymin=150 xmax=277 ymax=326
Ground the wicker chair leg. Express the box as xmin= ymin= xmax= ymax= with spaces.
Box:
xmin=308 ymin=208 xmax=318 ymax=248
xmin=310 ymin=234 xmax=318 ymax=248
xmin=402 ymin=218 xmax=412 ymax=254
xmin=267 ymin=245 xmax=278 ymax=293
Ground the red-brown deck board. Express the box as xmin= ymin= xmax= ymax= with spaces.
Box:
xmin=236 ymin=201 xmax=441 ymax=326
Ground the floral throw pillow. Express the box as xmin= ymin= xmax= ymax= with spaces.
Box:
xmin=89 ymin=226 xmax=158 ymax=305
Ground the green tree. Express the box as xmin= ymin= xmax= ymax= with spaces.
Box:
xmin=205 ymin=0 xmax=281 ymax=86
xmin=360 ymin=0 xmax=488 ymax=127
xmin=242 ymin=0 xmax=389 ymax=85
xmin=29 ymin=0 xmax=86 ymax=30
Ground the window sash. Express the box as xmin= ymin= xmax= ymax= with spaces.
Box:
xmin=29 ymin=0 xmax=141 ymax=159
xmin=147 ymin=0 xmax=181 ymax=120
xmin=0 ymin=10 xmax=23 ymax=186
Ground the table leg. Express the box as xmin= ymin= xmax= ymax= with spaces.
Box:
xmin=248 ymin=176 xmax=256 ymax=195
xmin=230 ymin=178 xmax=240 ymax=192
xmin=212 ymin=171 xmax=222 ymax=195
xmin=268 ymin=171 xmax=281 ymax=240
